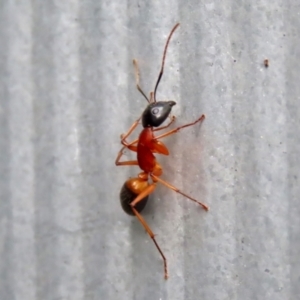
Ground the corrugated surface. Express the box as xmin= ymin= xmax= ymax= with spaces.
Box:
xmin=1 ymin=1 xmax=300 ymax=299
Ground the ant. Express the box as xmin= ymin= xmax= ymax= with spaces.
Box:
xmin=264 ymin=59 xmax=269 ymax=68
xmin=115 ymin=23 xmax=209 ymax=279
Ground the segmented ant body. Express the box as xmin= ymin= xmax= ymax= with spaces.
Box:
xmin=115 ymin=23 xmax=208 ymax=279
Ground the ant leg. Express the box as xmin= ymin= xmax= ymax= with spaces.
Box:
xmin=115 ymin=145 xmax=139 ymax=166
xmin=132 ymin=207 xmax=168 ymax=279
xmin=133 ymin=59 xmax=150 ymax=103
xmin=116 ymin=139 xmax=137 ymax=166
xmin=119 ymin=58 xmax=151 ymax=146
xmin=120 ymin=117 xmax=141 ymax=145
xmin=129 ymin=184 xmax=169 ymax=279
xmin=120 ymin=114 xmax=174 ymax=148
xmin=121 ymin=137 xmax=138 ymax=148
xmin=115 ymin=159 xmax=139 ymax=167
xmin=153 ymin=115 xmax=176 ymax=132
xmin=151 ymin=174 xmax=209 ymax=211
xmin=154 ymin=114 xmax=205 ymax=140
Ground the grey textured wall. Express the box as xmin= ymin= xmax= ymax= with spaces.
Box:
xmin=1 ymin=1 xmax=300 ymax=300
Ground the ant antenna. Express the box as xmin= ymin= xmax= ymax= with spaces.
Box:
xmin=153 ymin=23 xmax=180 ymax=103
xmin=133 ymin=59 xmax=150 ymax=103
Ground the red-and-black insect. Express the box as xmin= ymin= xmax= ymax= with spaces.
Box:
xmin=115 ymin=23 xmax=208 ymax=279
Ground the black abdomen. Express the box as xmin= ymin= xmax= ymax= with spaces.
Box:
xmin=120 ymin=183 xmax=148 ymax=215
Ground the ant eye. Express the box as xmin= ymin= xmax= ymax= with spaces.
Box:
xmin=152 ymin=107 xmax=159 ymax=115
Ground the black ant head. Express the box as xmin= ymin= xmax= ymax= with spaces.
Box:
xmin=142 ymin=101 xmax=176 ymax=127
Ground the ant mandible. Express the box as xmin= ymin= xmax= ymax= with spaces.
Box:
xmin=115 ymin=23 xmax=209 ymax=279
